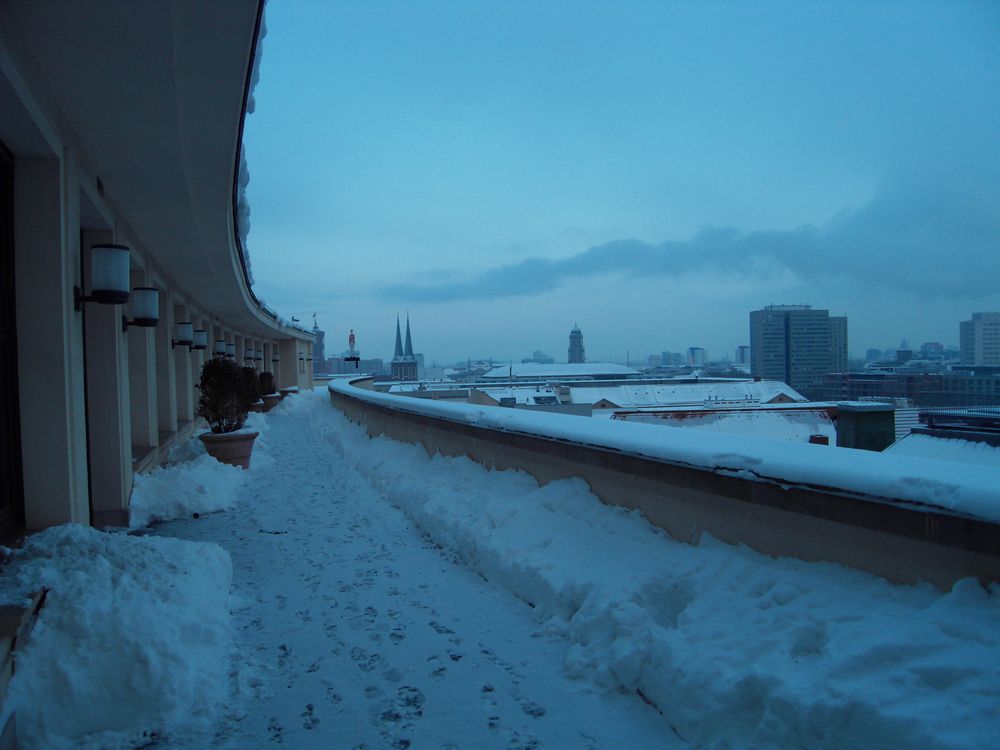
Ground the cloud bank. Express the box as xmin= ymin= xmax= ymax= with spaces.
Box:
xmin=384 ymin=174 xmax=999 ymax=303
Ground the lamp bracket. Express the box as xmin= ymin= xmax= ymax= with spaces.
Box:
xmin=74 ymin=286 xmax=91 ymax=312
xmin=123 ymin=316 xmax=158 ymax=332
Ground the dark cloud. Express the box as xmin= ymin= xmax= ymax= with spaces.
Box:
xmin=383 ymin=176 xmax=999 ymax=303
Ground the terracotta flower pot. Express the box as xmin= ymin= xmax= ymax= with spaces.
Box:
xmin=262 ymin=394 xmax=281 ymax=412
xmin=199 ymin=430 xmax=259 ymax=469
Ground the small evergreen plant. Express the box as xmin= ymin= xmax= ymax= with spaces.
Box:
xmin=240 ymin=366 xmax=262 ymax=407
xmin=196 ymin=358 xmax=248 ymax=433
xmin=258 ymin=370 xmax=276 ymax=396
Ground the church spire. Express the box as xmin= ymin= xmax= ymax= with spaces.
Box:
xmin=404 ymin=314 xmax=414 ymax=357
xmin=394 ymin=315 xmax=404 ymax=358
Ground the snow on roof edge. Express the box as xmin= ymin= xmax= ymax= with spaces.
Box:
xmin=328 ymin=380 xmax=1000 ymax=524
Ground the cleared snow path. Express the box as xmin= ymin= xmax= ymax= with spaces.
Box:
xmin=156 ymin=392 xmax=675 ymax=749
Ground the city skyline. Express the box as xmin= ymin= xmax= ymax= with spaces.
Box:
xmin=316 ymin=311 xmax=974 ymax=369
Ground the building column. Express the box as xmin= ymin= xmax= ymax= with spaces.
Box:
xmin=14 ymin=157 xmax=90 ymax=528
xmin=278 ymin=339 xmax=298 ymax=388
xmin=82 ymin=230 xmax=132 ymax=527
xmin=174 ymin=303 xmax=194 ymax=426
xmin=154 ymin=284 xmax=177 ymax=438
xmin=128 ymin=266 xmax=157 ymax=462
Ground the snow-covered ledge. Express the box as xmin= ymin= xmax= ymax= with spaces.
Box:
xmin=329 ymin=378 xmax=1000 ymax=588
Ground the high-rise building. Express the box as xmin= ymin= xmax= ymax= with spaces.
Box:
xmin=688 ymin=347 xmax=706 ymax=366
xmin=830 ymin=316 xmax=848 ymax=373
xmin=735 ymin=345 xmax=750 ymax=364
xmin=390 ymin=315 xmax=419 ymax=380
xmin=568 ymin=324 xmax=585 ymax=363
xmin=750 ymin=305 xmax=848 ymax=399
xmin=960 ymin=313 xmax=1000 ymax=366
xmin=311 ymin=315 xmax=326 ymax=373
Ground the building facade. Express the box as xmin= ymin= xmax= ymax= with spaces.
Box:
xmin=311 ymin=316 xmax=327 ymax=373
xmin=822 ymin=369 xmax=1000 ymax=407
xmin=750 ymin=305 xmax=848 ymax=399
xmin=960 ymin=312 xmax=1000 ymax=366
xmin=568 ymin=324 xmax=585 ymax=363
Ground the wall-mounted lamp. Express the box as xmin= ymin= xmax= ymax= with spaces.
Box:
xmin=225 ymin=343 xmax=236 ymax=359
xmin=244 ymin=354 xmax=255 ymax=364
xmin=298 ymin=352 xmax=305 ymax=362
xmin=271 ymin=355 xmax=280 ymax=363
xmin=172 ymin=322 xmax=194 ymax=348
xmin=254 ymin=349 xmax=264 ymax=361
xmin=213 ymin=339 xmax=227 ymax=356
xmin=122 ymin=287 xmax=159 ymax=331
xmin=75 ymin=244 xmax=130 ymax=310
xmin=192 ymin=330 xmax=208 ymax=350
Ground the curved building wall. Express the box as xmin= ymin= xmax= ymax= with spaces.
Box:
xmin=0 ymin=1 xmax=312 ymax=533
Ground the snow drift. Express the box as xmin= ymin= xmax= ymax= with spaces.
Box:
xmin=0 ymin=525 xmax=235 ymax=749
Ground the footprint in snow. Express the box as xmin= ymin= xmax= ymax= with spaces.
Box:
xmin=350 ymin=646 xmax=383 ymax=673
xmin=267 ymin=717 xmax=283 ymax=744
xmin=300 ymin=703 xmax=320 ymax=730
xmin=426 ymin=655 xmax=447 ymax=679
xmin=519 ymin=699 xmax=546 ymax=718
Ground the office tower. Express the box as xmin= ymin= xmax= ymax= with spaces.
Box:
xmin=750 ymin=305 xmax=848 ymax=399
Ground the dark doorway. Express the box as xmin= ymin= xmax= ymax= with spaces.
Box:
xmin=0 ymin=141 xmax=24 ymax=541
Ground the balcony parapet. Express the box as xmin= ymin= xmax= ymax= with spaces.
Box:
xmin=330 ymin=378 xmax=1000 ymax=588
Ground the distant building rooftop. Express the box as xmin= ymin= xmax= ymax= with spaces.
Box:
xmin=482 ymin=363 xmax=641 ymax=380
xmin=886 ymin=433 xmax=1000 ymax=468
xmin=571 ymin=380 xmax=807 ymax=408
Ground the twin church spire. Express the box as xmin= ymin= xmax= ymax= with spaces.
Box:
xmin=393 ymin=314 xmax=414 ymax=359
xmin=391 ymin=314 xmax=418 ymax=380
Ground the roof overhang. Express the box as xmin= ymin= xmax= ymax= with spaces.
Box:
xmin=6 ymin=0 xmax=305 ymax=340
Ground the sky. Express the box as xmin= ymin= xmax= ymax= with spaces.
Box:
xmin=243 ymin=0 xmax=1000 ymax=365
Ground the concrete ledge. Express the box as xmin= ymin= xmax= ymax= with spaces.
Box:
xmin=330 ymin=381 xmax=1000 ymax=588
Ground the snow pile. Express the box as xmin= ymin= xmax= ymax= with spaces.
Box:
xmin=132 ymin=410 xmax=278 ymax=527
xmin=129 ymin=455 xmax=246 ymax=528
xmin=0 ymin=525 xmax=235 ymax=749
xmin=303 ymin=389 xmax=1000 ymax=750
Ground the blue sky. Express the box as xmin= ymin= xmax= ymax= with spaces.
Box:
xmin=244 ymin=0 xmax=1000 ymax=364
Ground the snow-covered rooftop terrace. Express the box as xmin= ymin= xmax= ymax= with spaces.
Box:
xmin=2 ymin=388 xmax=999 ymax=748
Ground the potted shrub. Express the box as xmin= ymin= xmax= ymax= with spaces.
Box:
xmin=259 ymin=371 xmax=281 ymax=412
xmin=196 ymin=358 xmax=258 ymax=469
xmin=241 ymin=366 xmax=264 ymax=413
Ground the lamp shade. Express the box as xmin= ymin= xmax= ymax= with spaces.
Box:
xmin=192 ymin=330 xmax=208 ymax=350
xmin=272 ymin=354 xmax=280 ymax=362
xmin=213 ymin=339 xmax=226 ymax=356
xmin=90 ymin=245 xmax=130 ymax=304
xmin=131 ymin=287 xmax=159 ymax=326
xmin=175 ymin=322 xmax=193 ymax=345
xmin=226 ymin=343 xmax=236 ymax=358
xmin=254 ymin=349 xmax=263 ymax=361
xmin=298 ymin=352 xmax=305 ymax=361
